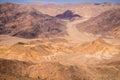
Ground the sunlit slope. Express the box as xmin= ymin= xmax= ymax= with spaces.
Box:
xmin=71 ymin=38 xmax=120 ymax=57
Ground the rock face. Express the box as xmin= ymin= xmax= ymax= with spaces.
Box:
xmin=0 ymin=3 xmax=67 ymax=38
xmin=77 ymin=8 xmax=120 ymax=38
xmin=56 ymin=10 xmax=81 ymax=20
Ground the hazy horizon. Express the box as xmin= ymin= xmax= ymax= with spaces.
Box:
xmin=0 ymin=0 xmax=120 ymax=4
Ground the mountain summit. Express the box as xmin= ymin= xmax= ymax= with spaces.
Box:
xmin=56 ymin=10 xmax=81 ymax=20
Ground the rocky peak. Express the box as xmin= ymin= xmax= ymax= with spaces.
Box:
xmin=56 ymin=10 xmax=81 ymax=20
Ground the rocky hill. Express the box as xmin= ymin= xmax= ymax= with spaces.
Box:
xmin=71 ymin=38 xmax=120 ymax=57
xmin=0 ymin=3 xmax=67 ymax=38
xmin=56 ymin=10 xmax=81 ymax=20
xmin=77 ymin=8 xmax=120 ymax=38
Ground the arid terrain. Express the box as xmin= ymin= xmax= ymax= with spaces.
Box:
xmin=0 ymin=2 xmax=120 ymax=80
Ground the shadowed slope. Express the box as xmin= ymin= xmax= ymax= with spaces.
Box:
xmin=0 ymin=3 xmax=67 ymax=39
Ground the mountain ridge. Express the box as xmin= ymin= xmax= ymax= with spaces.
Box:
xmin=77 ymin=8 xmax=120 ymax=38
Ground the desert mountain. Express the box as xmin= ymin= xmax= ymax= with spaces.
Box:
xmin=56 ymin=10 xmax=81 ymax=20
xmin=77 ymin=8 xmax=120 ymax=38
xmin=0 ymin=3 xmax=66 ymax=38
xmin=0 ymin=2 xmax=120 ymax=80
